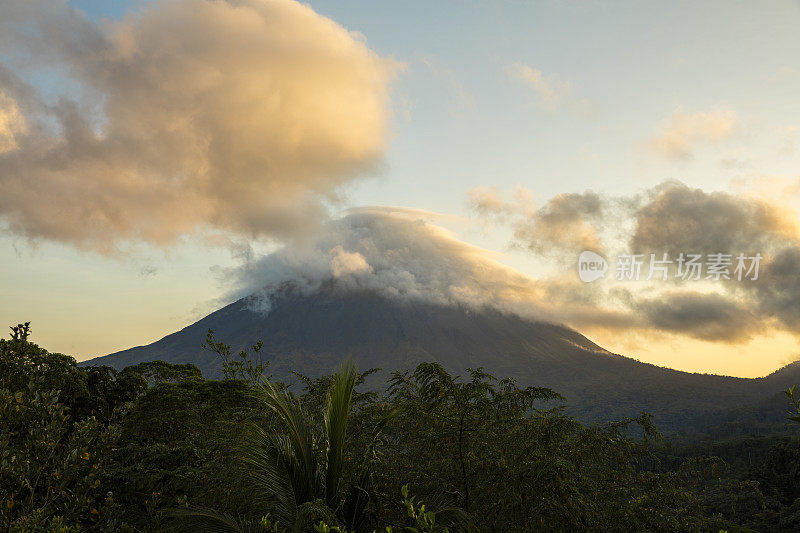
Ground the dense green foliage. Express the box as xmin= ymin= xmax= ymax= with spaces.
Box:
xmin=3 ymin=323 xmax=800 ymax=531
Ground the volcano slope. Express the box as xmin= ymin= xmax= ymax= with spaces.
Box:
xmin=84 ymin=289 xmax=800 ymax=433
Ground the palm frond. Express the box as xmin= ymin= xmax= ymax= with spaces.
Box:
xmin=241 ymin=425 xmax=299 ymax=525
xmin=170 ymin=508 xmax=272 ymax=533
xmin=324 ymin=359 xmax=358 ymax=508
xmin=341 ymin=467 xmax=374 ymax=532
xmin=341 ymin=407 xmax=398 ymax=531
xmin=258 ymin=379 xmax=319 ymax=500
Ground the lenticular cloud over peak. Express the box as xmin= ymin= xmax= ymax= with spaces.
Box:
xmin=220 ymin=209 xmax=555 ymax=320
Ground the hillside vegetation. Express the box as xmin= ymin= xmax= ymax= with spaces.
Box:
xmin=5 ymin=323 xmax=800 ymax=532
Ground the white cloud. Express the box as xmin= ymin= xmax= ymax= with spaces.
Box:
xmin=505 ymin=61 xmax=596 ymax=117
xmin=506 ymin=62 xmax=570 ymax=110
xmin=649 ymin=109 xmax=737 ymax=160
xmin=220 ymin=209 xmax=557 ymax=319
xmin=329 ymin=245 xmax=372 ymax=278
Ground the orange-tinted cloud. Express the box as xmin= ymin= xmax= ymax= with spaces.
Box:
xmin=0 ymin=91 xmax=26 ymax=153
xmin=0 ymin=0 xmax=398 ymax=252
xmin=649 ymin=109 xmax=737 ymax=160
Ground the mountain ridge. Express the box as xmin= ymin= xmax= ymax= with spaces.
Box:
xmin=83 ymin=289 xmax=800 ymax=432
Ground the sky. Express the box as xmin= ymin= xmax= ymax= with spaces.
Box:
xmin=1 ymin=0 xmax=800 ymax=377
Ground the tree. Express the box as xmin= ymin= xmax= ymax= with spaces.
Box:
xmin=0 ymin=324 xmax=121 ymax=531
xmin=176 ymin=361 xmax=400 ymax=532
xmin=203 ymin=329 xmax=269 ymax=387
xmin=785 ymin=386 xmax=800 ymax=423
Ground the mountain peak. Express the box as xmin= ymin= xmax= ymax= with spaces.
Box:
xmin=83 ymin=288 xmax=791 ymax=431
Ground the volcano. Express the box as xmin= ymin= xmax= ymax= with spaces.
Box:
xmin=83 ymin=289 xmax=800 ymax=433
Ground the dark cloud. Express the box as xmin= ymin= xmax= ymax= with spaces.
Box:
xmin=468 ymin=187 xmax=607 ymax=255
xmin=516 ymin=192 xmax=604 ymax=254
xmin=469 ymin=180 xmax=800 ymax=343
xmin=630 ymin=181 xmax=798 ymax=255
xmin=636 ymin=291 xmax=763 ymax=342
xmin=755 ymin=246 xmax=800 ymax=332
xmin=138 ymin=265 xmax=157 ymax=278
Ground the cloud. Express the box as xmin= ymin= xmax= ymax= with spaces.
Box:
xmin=515 ymin=192 xmax=605 ymax=255
xmin=138 ymin=265 xmax=157 ymax=277
xmin=467 ymin=186 xmax=515 ymax=219
xmin=328 ymin=245 xmax=371 ymax=278
xmin=506 ymin=62 xmax=570 ymax=110
xmin=631 ymin=181 xmax=799 ymax=255
xmin=209 ymin=173 xmax=800 ymax=353
xmin=219 ymin=209 xmax=562 ymax=321
xmin=0 ymin=0 xmax=398 ymax=252
xmin=754 ymin=246 xmax=800 ymax=333
xmin=467 ymin=179 xmax=800 ymax=343
xmin=649 ymin=109 xmax=737 ymax=160
xmin=0 ymin=91 xmax=27 ymax=153
xmin=634 ymin=291 xmax=763 ymax=342
xmin=506 ymin=62 xmax=596 ymax=117
xmin=629 ymin=181 xmax=800 ymax=338
xmin=468 ymin=186 xmax=605 ymax=255
xmin=218 ymin=208 xmax=647 ymax=344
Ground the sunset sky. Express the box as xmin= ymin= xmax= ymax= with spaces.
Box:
xmin=2 ymin=0 xmax=800 ymax=377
